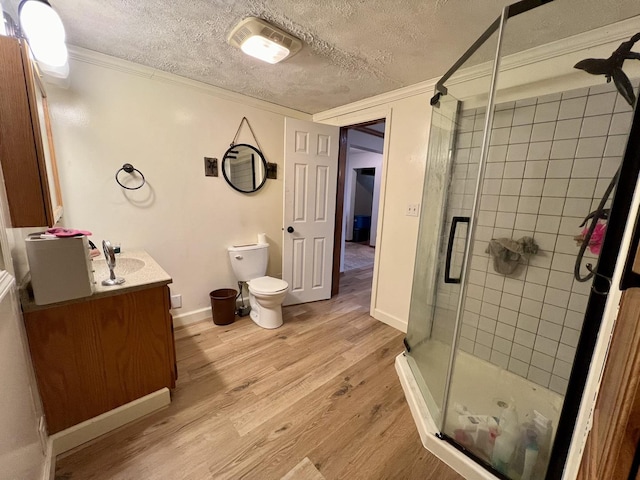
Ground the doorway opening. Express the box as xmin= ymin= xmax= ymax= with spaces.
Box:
xmin=332 ymin=119 xmax=385 ymax=294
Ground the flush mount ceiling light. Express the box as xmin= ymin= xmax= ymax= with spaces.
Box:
xmin=227 ymin=17 xmax=302 ymax=64
xmin=18 ymin=0 xmax=69 ymax=73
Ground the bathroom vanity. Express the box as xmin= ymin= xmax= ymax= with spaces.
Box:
xmin=21 ymin=250 xmax=176 ymax=434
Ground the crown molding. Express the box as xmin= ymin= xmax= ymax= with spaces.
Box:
xmin=314 ymin=15 xmax=640 ymax=122
xmin=66 ymin=45 xmax=312 ymax=120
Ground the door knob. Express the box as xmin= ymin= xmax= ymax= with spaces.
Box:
xmin=287 ymin=226 xmax=294 ymax=233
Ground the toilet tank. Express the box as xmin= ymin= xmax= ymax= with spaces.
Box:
xmin=227 ymin=243 xmax=268 ymax=281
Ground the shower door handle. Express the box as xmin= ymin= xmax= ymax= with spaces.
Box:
xmin=444 ymin=216 xmax=470 ymax=284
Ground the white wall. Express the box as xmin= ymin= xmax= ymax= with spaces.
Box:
xmin=344 ymin=151 xmax=382 ymax=244
xmin=47 ymin=48 xmax=310 ymax=325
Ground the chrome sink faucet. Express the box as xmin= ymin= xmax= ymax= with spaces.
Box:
xmin=101 ymin=240 xmax=125 ymax=286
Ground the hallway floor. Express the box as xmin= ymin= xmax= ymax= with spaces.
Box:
xmin=343 ymin=241 xmax=375 ymax=271
xmin=55 ymin=267 xmax=462 ymax=480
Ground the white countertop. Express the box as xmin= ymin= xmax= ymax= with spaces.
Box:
xmin=21 ymin=249 xmax=172 ymax=312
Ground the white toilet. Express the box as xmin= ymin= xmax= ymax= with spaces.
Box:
xmin=227 ymin=235 xmax=289 ymax=329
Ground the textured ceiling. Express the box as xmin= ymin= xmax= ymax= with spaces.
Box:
xmin=5 ymin=0 xmax=640 ymax=114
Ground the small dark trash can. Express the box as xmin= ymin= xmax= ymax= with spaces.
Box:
xmin=210 ymin=288 xmax=237 ymax=326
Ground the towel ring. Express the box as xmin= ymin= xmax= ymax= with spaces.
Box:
xmin=116 ymin=163 xmax=146 ymax=190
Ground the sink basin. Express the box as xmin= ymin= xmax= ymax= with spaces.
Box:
xmin=114 ymin=258 xmax=145 ymax=275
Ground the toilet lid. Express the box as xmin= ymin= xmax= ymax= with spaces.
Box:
xmin=249 ymin=276 xmax=288 ymax=294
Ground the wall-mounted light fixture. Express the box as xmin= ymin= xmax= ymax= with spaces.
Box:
xmin=18 ymin=0 xmax=69 ymax=77
xmin=227 ymin=17 xmax=302 ymax=64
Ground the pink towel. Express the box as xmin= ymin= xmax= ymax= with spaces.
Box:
xmin=45 ymin=228 xmax=92 ymax=237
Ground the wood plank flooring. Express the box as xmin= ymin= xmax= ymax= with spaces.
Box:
xmin=55 ymin=267 xmax=463 ymax=480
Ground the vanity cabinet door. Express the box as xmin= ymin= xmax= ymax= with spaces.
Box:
xmin=0 ymin=36 xmax=62 ymax=227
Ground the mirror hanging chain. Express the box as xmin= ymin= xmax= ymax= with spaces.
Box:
xmin=231 ymin=117 xmax=265 ymax=153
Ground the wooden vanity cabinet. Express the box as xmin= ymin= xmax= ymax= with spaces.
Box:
xmin=0 ymin=35 xmax=63 ymax=227
xmin=23 ymin=285 xmax=176 ymax=434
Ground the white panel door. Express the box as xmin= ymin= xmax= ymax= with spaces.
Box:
xmin=283 ymin=117 xmax=339 ymax=305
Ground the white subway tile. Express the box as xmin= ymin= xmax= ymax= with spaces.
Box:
xmin=467 ymin=284 xmax=484 ymax=301
xmin=480 ymin=195 xmax=499 ymax=212
xmin=553 ymin=360 xmax=571 ymax=379
xmin=471 ymin=255 xmax=489 ymax=272
xmin=546 ymin=159 xmax=573 ymax=178
xmin=476 ymin=330 xmax=494 ymax=347
xmin=539 ymin=93 xmax=562 ymax=103
xmin=521 ymin=179 xmax=544 ymax=196
xmin=567 ymin=178 xmax=597 ymax=198
xmin=488 ymin=145 xmax=508 ymax=162
xmin=528 ymin=366 xmax=551 ymax=388
xmin=531 ymin=122 xmax=556 ymax=142
xmin=459 ymin=337 xmax=475 ymax=354
xmin=576 ymin=136 xmax=606 ymax=158
xmin=504 ymin=161 xmax=526 ymax=179
xmin=516 ymin=98 xmax=537 ymax=107
xmin=508 ymin=357 xmax=530 ymax=377
xmin=457 ymin=132 xmax=473 ymax=148
xmin=482 ymin=288 xmax=502 ymax=306
xmin=534 ymin=101 xmax=560 ymax=123
xmin=539 ymin=320 xmax=563 ymax=341
xmin=481 ymin=302 xmax=500 ymax=320
xmin=562 ymin=87 xmax=589 ymax=100
xmin=563 ymin=198 xmax=592 ymax=218
xmin=490 ymin=127 xmax=511 ymax=145
xmin=544 ymin=287 xmax=571 ymax=309
xmin=470 ymin=148 xmax=482 ymax=164
xmin=510 ymin=125 xmax=533 ymax=144
xmin=517 ymin=197 xmax=541 ymax=214
xmin=483 ymin=273 xmax=503 ymax=291
xmin=604 ymin=135 xmax=628 ymax=157
xmin=524 ymin=160 xmax=548 ymax=179
xmin=498 ymin=195 xmax=519 ymax=213
xmin=548 ymin=271 xmax=573 ymax=291
xmin=461 ymin=324 xmax=477 ymax=341
xmin=551 ymin=253 xmax=575 ymax=273
xmin=594 ymin=177 xmax=614 ymax=198
xmin=493 ymin=336 xmax=513 ymax=355
xmin=523 ymin=283 xmax=546 ymax=302
xmin=589 ymin=82 xmax=616 ymax=95
xmin=458 ymin=116 xmax=475 ymax=133
xmin=555 ymin=235 xmax=580 ymax=255
xmin=554 ymin=118 xmax=582 ymax=140
xmin=550 ymin=139 xmax=578 ymax=159
xmin=468 ymin=269 xmax=487 ymax=286
xmin=511 ymin=343 xmax=533 ymax=363
xmin=584 ymin=92 xmax=616 ymax=116
xmin=558 ymin=96 xmax=587 ymax=120
xmin=564 ymin=310 xmax=584 ymax=330
xmin=465 ymin=298 xmax=482 ymax=314
xmin=495 ymin=212 xmax=516 ymax=229
xmin=559 ymin=217 xmax=581 ymax=236
xmin=532 ymin=351 xmax=555 ymax=372
xmin=541 ymin=303 xmax=567 ymax=325
xmin=490 ymin=350 xmax=510 ymax=369
xmin=527 ymin=141 xmax=552 ymax=160
xmin=493 ymin=227 xmax=513 ymax=239
xmin=482 ymin=178 xmax=502 ymax=195
xmin=526 ymin=266 xmax=550 ymax=285
xmin=472 ymin=131 xmax=484 ymax=147
xmin=513 ymin=105 xmax=536 ymax=126
xmin=580 ymin=114 xmax=611 ymax=137
xmin=549 ymin=375 xmax=568 ymax=395
xmin=463 ymin=310 xmax=480 ymax=327
xmin=474 ymin=343 xmax=492 ymax=360
xmin=529 ymin=252 xmax=552 ymax=269
xmin=514 ymin=328 xmax=536 ymax=348
xmin=521 ymin=298 xmax=543 ymax=317
xmin=495 ymin=322 xmax=516 ymax=341
xmin=614 ymin=94 xmax=634 ymax=113
xmin=493 ymin=109 xmax=514 ymax=128
xmin=561 ymin=327 xmax=581 ymax=348
xmin=599 ymin=157 xmax=621 ymax=178
xmin=501 ymin=179 xmax=522 ymax=196
xmin=514 ymin=213 xmax=537 ymax=231
xmin=484 ymin=162 xmax=505 ymax=179
xmin=507 ymin=143 xmax=529 ymax=161
xmin=609 ymin=111 xmax=633 ymax=135
xmin=503 ymin=278 xmax=524 ymax=296
xmin=499 ymin=307 xmax=519 ymax=326
xmin=534 ymin=336 xmax=559 ymax=357
xmin=539 ymin=197 xmax=565 ymax=216
xmin=477 ymin=210 xmax=496 ymax=227
xmin=556 ymin=343 xmax=576 ymax=363
xmin=532 ymin=232 xmax=557 ymax=251
xmin=475 ymin=226 xmax=494 ymax=242
xmin=571 ymin=278 xmax=592 ymax=296
xmin=571 ymin=157 xmax=602 ymax=178
xmin=536 ymin=215 xmax=561 ymax=234
xmin=568 ymin=292 xmax=589 ymax=313
xmin=501 ymin=292 xmax=522 ymax=311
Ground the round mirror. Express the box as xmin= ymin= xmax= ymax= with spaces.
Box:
xmin=221 ymin=144 xmax=268 ymax=193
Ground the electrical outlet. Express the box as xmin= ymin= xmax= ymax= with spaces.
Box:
xmin=170 ymin=294 xmax=182 ymax=309
xmin=406 ymin=203 xmax=420 ymax=217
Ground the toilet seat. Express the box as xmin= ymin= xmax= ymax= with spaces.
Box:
xmin=248 ymin=276 xmax=288 ymax=295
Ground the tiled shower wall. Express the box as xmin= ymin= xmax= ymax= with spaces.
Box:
xmin=440 ymin=83 xmax=634 ymax=395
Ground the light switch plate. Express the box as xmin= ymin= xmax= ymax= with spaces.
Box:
xmin=170 ymin=294 xmax=182 ymax=309
xmin=406 ymin=203 xmax=420 ymax=216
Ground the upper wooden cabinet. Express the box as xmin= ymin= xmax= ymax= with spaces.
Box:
xmin=0 ymin=36 xmax=63 ymax=228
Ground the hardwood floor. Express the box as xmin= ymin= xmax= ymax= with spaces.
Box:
xmin=55 ymin=267 xmax=463 ymax=480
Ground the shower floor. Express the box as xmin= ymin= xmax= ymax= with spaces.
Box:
xmin=402 ymin=339 xmax=563 ymax=478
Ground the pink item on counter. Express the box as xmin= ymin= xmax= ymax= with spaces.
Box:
xmin=45 ymin=228 xmax=92 ymax=238
xmin=581 ymin=222 xmax=606 ymax=255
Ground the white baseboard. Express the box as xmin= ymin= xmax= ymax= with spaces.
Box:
xmin=372 ymin=308 xmax=408 ymax=333
xmin=50 ymin=388 xmax=171 ymax=455
xmin=172 ymin=307 xmax=212 ymax=328
xmin=41 ymin=439 xmax=55 ymax=480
